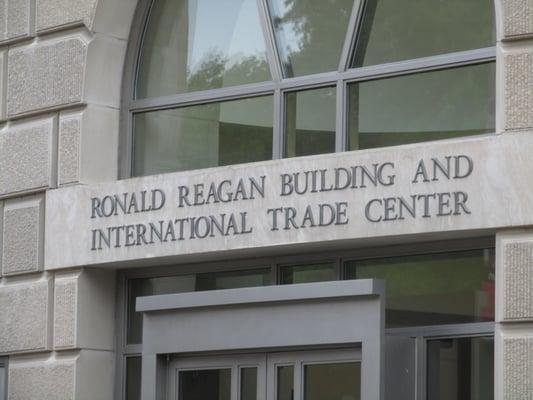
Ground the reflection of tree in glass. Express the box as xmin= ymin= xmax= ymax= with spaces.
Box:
xmin=186 ymin=50 xmax=270 ymax=91
xmin=272 ymin=0 xmax=353 ymax=76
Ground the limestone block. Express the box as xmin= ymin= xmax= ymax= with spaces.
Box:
xmin=0 ymin=117 xmax=53 ymax=196
xmin=36 ymin=0 xmax=98 ymax=33
xmin=504 ymin=51 xmax=533 ymax=131
xmin=503 ymin=0 xmax=533 ymax=38
xmin=0 ymin=0 xmax=31 ymax=43
xmin=2 ymin=195 xmax=44 ymax=276
xmin=92 ymin=0 xmax=137 ymax=40
xmin=59 ymin=106 xmax=119 ymax=185
xmin=53 ymin=270 xmax=115 ymax=351
xmin=0 ymin=279 xmax=51 ymax=354
xmin=503 ymin=240 xmax=533 ymax=320
xmin=0 ymin=49 xmax=5 ymax=121
xmin=7 ymin=36 xmax=88 ymax=117
xmin=8 ymin=351 xmax=114 ymax=400
xmin=503 ymin=336 xmax=533 ymax=399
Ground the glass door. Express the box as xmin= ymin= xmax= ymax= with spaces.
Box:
xmin=169 ymin=348 xmax=361 ymax=400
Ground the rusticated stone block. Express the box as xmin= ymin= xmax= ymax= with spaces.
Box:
xmin=53 ymin=270 xmax=115 ymax=351
xmin=2 ymin=195 xmax=44 ymax=276
xmin=503 ymin=0 xmax=533 ymax=38
xmin=503 ymin=241 xmax=533 ymax=320
xmin=8 ymin=360 xmax=75 ymax=400
xmin=0 ymin=0 xmax=31 ymax=43
xmin=505 ymin=52 xmax=533 ymax=130
xmin=503 ymin=336 xmax=533 ymax=399
xmin=0 ymin=280 xmax=51 ymax=354
xmin=36 ymin=0 xmax=98 ymax=33
xmin=7 ymin=36 xmax=88 ymax=117
xmin=0 ymin=118 xmax=53 ymax=196
xmin=58 ymin=113 xmax=81 ymax=185
xmin=53 ymin=277 xmax=77 ymax=349
xmin=8 ymin=351 xmax=114 ymax=400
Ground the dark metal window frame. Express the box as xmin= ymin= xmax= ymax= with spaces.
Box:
xmin=119 ymin=0 xmax=496 ymax=179
xmin=114 ymin=236 xmax=495 ymax=399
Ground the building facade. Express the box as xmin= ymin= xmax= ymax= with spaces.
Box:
xmin=0 ymin=0 xmax=532 ymax=399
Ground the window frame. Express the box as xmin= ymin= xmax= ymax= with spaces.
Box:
xmin=119 ymin=0 xmax=496 ymax=179
xmin=0 ymin=357 xmax=7 ymax=400
xmin=114 ymin=236 xmax=495 ymax=400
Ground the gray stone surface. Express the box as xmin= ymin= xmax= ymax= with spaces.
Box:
xmin=8 ymin=360 xmax=75 ymax=400
xmin=503 ymin=241 xmax=533 ymax=320
xmin=0 ymin=49 xmax=5 ymax=121
xmin=53 ymin=277 xmax=77 ymax=349
xmin=45 ymin=132 xmax=533 ymax=270
xmin=503 ymin=336 xmax=533 ymax=399
xmin=0 ymin=279 xmax=51 ymax=354
xmin=36 ymin=0 xmax=98 ymax=32
xmin=2 ymin=195 xmax=44 ymax=276
xmin=58 ymin=113 xmax=81 ymax=185
xmin=7 ymin=36 xmax=87 ymax=117
xmin=0 ymin=118 xmax=53 ymax=196
xmin=505 ymin=52 xmax=533 ymax=131
xmin=503 ymin=0 xmax=533 ymax=38
xmin=0 ymin=0 xmax=31 ymax=43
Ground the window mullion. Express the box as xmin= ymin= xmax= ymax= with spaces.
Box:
xmin=272 ymin=88 xmax=284 ymax=159
xmin=338 ymin=0 xmax=366 ymax=72
xmin=257 ymin=0 xmax=284 ymax=82
xmin=335 ymin=79 xmax=347 ymax=152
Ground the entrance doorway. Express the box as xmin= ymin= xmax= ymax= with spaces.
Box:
xmin=168 ymin=349 xmax=361 ymax=400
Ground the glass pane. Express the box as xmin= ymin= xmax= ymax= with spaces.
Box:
xmin=240 ymin=367 xmax=258 ymax=400
xmin=280 ymin=262 xmax=336 ymax=284
xmin=127 ymin=269 xmax=270 ymax=343
xmin=133 ymin=96 xmax=273 ymax=176
xmin=353 ymin=0 xmax=495 ymax=67
xmin=277 ymin=366 xmax=294 ymax=400
xmin=268 ymin=0 xmax=355 ymax=77
xmin=285 ymin=87 xmax=336 ymax=158
xmin=348 ymin=63 xmax=495 ymax=150
xmin=345 ymin=249 xmax=495 ymax=327
xmin=427 ymin=337 xmax=494 ymax=400
xmin=126 ymin=357 xmax=142 ymax=400
xmin=0 ymin=366 xmax=5 ymax=400
xmin=179 ymin=369 xmax=231 ymax=400
xmin=137 ymin=0 xmax=271 ymax=98
xmin=304 ymin=362 xmax=361 ymax=400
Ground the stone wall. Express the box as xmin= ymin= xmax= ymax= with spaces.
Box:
xmin=0 ymin=0 xmax=135 ymax=398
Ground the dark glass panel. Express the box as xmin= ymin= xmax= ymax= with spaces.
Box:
xmin=348 ymin=63 xmax=495 ymax=150
xmin=345 ymin=249 xmax=495 ymax=327
xmin=137 ymin=0 xmax=270 ymax=98
xmin=304 ymin=362 xmax=361 ymax=400
xmin=133 ymin=96 xmax=273 ymax=176
xmin=280 ymin=262 xmax=336 ymax=284
xmin=353 ymin=0 xmax=495 ymax=67
xmin=240 ymin=367 xmax=258 ymax=400
xmin=285 ymin=87 xmax=336 ymax=158
xmin=277 ymin=366 xmax=294 ymax=400
xmin=126 ymin=357 xmax=142 ymax=400
xmin=268 ymin=0 xmax=355 ymax=77
xmin=427 ymin=337 xmax=494 ymax=400
xmin=179 ymin=369 xmax=231 ymax=400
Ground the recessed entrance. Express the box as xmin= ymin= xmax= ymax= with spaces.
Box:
xmin=169 ymin=349 xmax=361 ymax=400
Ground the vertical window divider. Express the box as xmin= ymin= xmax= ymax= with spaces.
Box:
xmin=273 ymin=88 xmax=284 ymax=159
xmin=257 ymin=0 xmax=284 ymax=82
xmin=338 ymin=0 xmax=366 ymax=72
xmin=335 ymin=79 xmax=347 ymax=152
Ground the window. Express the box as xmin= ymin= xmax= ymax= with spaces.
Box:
xmin=118 ymin=239 xmax=494 ymax=400
xmin=0 ymin=358 xmax=6 ymax=400
xmin=123 ymin=0 xmax=495 ymax=177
